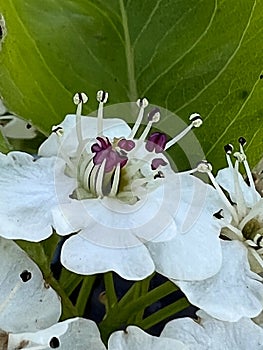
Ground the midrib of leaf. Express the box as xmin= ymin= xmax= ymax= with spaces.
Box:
xmin=119 ymin=0 xmax=138 ymax=101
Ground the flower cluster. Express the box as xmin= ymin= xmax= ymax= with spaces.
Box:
xmin=0 ymin=91 xmax=262 ymax=348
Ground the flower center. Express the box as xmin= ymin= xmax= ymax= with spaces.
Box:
xmin=54 ymin=91 xmax=203 ymax=204
xmin=196 ymin=139 xmax=263 ymax=254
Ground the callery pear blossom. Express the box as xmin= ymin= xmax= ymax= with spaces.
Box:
xmin=36 ymin=92 xmax=213 ymax=281
xmin=170 ymin=139 xmax=263 ymax=322
xmin=0 ymin=237 xmax=61 ymax=333
xmin=161 ymin=310 xmax=263 ymax=350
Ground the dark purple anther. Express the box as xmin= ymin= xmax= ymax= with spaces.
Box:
xmin=92 ymin=137 xmax=128 ymax=172
xmin=151 ymin=158 xmax=168 ymax=170
xmin=118 ymin=139 xmax=135 ymax=152
xmin=146 ymin=132 xmax=167 ymax=153
xmin=147 ymin=108 xmax=160 ymax=121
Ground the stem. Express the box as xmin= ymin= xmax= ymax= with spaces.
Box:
xmin=137 ymin=297 xmax=190 ymax=330
xmin=122 ymin=281 xmax=178 ymax=317
xmin=134 ymin=277 xmax=151 ymax=323
xmin=59 ymin=268 xmax=84 ymax=296
xmin=118 ymin=273 xmax=154 ymax=308
xmin=99 ymin=280 xmax=178 ymax=343
xmin=104 ymin=272 xmax=118 ymax=309
xmin=45 ymin=273 xmax=79 ymax=320
xmin=75 ymin=275 xmax=97 ymax=316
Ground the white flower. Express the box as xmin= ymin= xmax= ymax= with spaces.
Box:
xmin=161 ymin=310 xmax=263 ymax=350
xmin=0 ymin=237 xmax=61 ymax=333
xmin=7 ymin=317 xmax=106 ymax=350
xmin=108 ymin=324 xmax=187 ymax=350
xmin=169 ymin=140 xmax=263 ymax=321
xmin=37 ymin=93 xmax=208 ymax=281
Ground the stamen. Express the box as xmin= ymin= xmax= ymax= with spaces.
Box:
xmin=129 ymin=98 xmax=149 ymax=139
xmin=82 ymin=157 xmax=95 ymax=191
xmin=232 ymin=154 xmax=247 ymax=218
xmin=109 ymin=163 xmax=121 ymax=197
xmin=238 ymin=137 xmax=258 ymax=199
xmin=224 ymin=143 xmax=234 ymax=168
xmin=223 ymin=223 xmax=244 ymax=240
xmin=97 ymin=90 xmax=109 ymax=136
xmin=164 ymin=113 xmax=202 ymax=150
xmin=51 ymin=125 xmax=75 ymax=172
xmin=196 ymin=161 xmax=239 ymax=224
xmin=139 ymin=108 xmax=160 ymax=141
xmin=73 ymin=92 xmax=88 ymax=145
xmin=95 ymin=159 xmax=107 ymax=197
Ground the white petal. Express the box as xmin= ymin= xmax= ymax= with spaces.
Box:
xmin=0 ymin=115 xmax=37 ymax=139
xmin=146 ymin=176 xmax=224 ymax=280
xmin=52 ymin=178 xmax=179 ymax=246
xmin=0 ymin=237 xmax=61 ymax=333
xmin=8 ymin=318 xmax=106 ymax=350
xmin=0 ymin=152 xmax=73 ymax=241
xmin=61 ymin=234 xmax=155 ymax=280
xmin=162 ymin=311 xmax=263 ymax=349
xmin=39 ymin=115 xmax=131 ymax=157
xmin=108 ymin=325 xmax=187 ymax=350
xmin=216 ymin=167 xmax=260 ymax=208
xmin=176 ymin=240 xmax=263 ymax=321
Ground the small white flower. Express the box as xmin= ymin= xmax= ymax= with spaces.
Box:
xmin=161 ymin=310 xmax=263 ymax=350
xmin=169 ymin=139 xmax=263 ymax=321
xmin=0 ymin=91 xmax=209 ymax=280
xmin=37 ymin=93 xmax=206 ymax=280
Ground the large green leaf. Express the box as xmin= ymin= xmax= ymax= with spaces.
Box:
xmin=0 ymin=0 xmax=262 ymax=170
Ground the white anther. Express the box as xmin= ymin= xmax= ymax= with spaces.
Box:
xmin=136 ymin=98 xmax=149 ymax=109
xmin=97 ymin=90 xmax=108 ymax=103
xmin=189 ymin=113 xmax=203 ymax=127
xmin=73 ymin=92 xmax=88 ymax=105
xmin=196 ymin=160 xmax=212 ymax=173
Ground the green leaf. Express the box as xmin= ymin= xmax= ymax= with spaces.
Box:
xmin=0 ymin=0 xmax=262 ymax=169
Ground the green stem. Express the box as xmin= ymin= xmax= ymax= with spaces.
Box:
xmin=137 ymin=297 xmax=190 ymax=330
xmin=104 ymin=272 xmax=118 ymax=309
xmin=118 ymin=273 xmax=154 ymax=308
xmin=75 ymin=275 xmax=97 ymax=316
xmin=45 ymin=273 xmax=79 ymax=320
xmin=59 ymin=268 xmax=84 ymax=296
xmin=99 ymin=280 xmax=178 ymax=343
xmin=127 ymin=275 xmax=152 ymax=323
